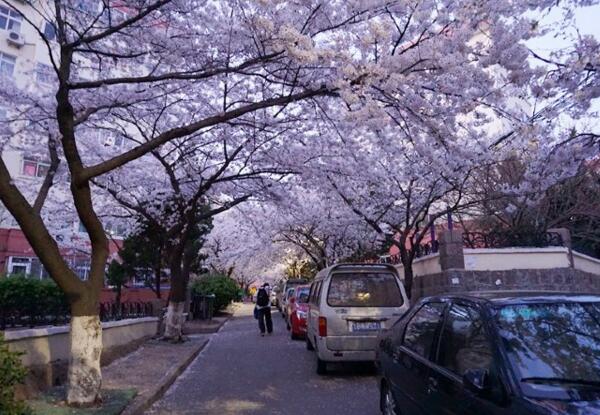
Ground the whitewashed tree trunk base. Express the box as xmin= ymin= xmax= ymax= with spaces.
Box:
xmin=163 ymin=301 xmax=185 ymax=341
xmin=67 ymin=315 xmax=102 ymax=406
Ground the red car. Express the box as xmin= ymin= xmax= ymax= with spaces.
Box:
xmin=287 ymin=284 xmax=310 ymax=340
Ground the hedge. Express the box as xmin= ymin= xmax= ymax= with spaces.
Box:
xmin=190 ymin=274 xmax=239 ymax=311
xmin=0 ymin=276 xmax=69 ymax=328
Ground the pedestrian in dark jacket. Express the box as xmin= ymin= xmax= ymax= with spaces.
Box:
xmin=255 ymin=283 xmax=273 ymax=336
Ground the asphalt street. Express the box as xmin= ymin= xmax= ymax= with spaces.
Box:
xmin=147 ymin=303 xmax=380 ymax=415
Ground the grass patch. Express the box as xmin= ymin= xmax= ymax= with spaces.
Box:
xmin=29 ymin=387 xmax=136 ymax=415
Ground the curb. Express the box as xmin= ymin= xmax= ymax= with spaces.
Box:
xmin=121 ymin=338 xmax=208 ymax=415
xmin=184 ymin=315 xmax=231 ymax=335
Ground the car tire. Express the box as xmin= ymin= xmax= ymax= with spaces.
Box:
xmin=291 ymin=331 xmax=299 ymax=340
xmin=306 ymin=337 xmax=315 ymax=351
xmin=381 ymin=383 xmax=398 ymax=415
xmin=316 ymin=357 xmax=327 ymax=375
xmin=286 ymin=322 xmax=291 ymax=331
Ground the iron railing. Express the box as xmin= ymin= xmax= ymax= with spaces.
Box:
xmin=0 ymin=301 xmax=155 ymax=330
xmin=462 ymin=231 xmax=564 ymax=249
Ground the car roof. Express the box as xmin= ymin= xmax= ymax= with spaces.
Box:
xmin=314 ymin=263 xmax=397 ymax=279
xmin=285 ymin=279 xmax=308 ymax=284
xmin=425 ymin=290 xmax=600 ymax=306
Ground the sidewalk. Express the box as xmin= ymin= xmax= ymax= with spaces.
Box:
xmin=103 ymin=337 xmax=209 ymax=415
xmin=108 ymin=305 xmax=240 ymax=414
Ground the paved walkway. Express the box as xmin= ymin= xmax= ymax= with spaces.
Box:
xmin=147 ymin=303 xmax=379 ymax=415
xmin=104 ymin=335 xmax=210 ymax=414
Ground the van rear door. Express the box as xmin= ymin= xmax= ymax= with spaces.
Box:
xmin=325 ymin=271 xmax=407 ymax=351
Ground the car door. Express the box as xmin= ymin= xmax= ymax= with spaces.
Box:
xmin=426 ymin=302 xmax=510 ymax=415
xmin=308 ymin=281 xmax=322 ymax=343
xmin=388 ymin=301 xmax=446 ymax=415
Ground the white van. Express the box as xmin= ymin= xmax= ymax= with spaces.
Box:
xmin=306 ymin=263 xmax=409 ymax=374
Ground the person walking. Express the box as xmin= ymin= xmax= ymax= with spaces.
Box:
xmin=255 ymin=283 xmax=273 ymax=336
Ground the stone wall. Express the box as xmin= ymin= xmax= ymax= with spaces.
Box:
xmin=4 ymin=317 xmax=159 ymax=396
xmin=412 ymin=268 xmax=600 ymax=300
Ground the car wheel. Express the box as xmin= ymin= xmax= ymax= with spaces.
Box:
xmin=291 ymin=331 xmax=299 ymax=340
xmin=306 ymin=337 xmax=315 ymax=351
xmin=316 ymin=357 xmax=327 ymax=375
xmin=286 ymin=322 xmax=291 ymax=331
xmin=381 ymin=383 xmax=398 ymax=415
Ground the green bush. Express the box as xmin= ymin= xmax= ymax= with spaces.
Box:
xmin=190 ymin=274 xmax=239 ymax=311
xmin=0 ymin=333 xmax=30 ymax=414
xmin=0 ymin=276 xmax=69 ymax=326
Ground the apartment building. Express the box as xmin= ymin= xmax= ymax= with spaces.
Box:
xmin=0 ymin=0 xmax=125 ymax=278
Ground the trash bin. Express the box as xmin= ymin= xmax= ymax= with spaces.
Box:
xmin=191 ymin=294 xmax=215 ymax=321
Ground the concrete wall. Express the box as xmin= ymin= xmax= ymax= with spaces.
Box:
xmin=396 ymin=253 xmax=441 ymax=279
xmin=4 ymin=317 xmax=158 ymax=395
xmin=411 ymin=268 xmax=600 ymax=300
xmin=463 ymin=247 xmax=572 ymax=271
xmin=573 ymin=251 xmax=600 ymax=276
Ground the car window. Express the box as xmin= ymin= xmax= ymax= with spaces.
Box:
xmin=296 ymin=287 xmax=310 ymax=303
xmin=327 ymin=272 xmax=403 ymax=307
xmin=437 ymin=303 xmax=494 ymax=376
xmin=496 ymin=301 xmax=600 ymax=387
xmin=315 ymin=281 xmax=323 ymax=305
xmin=402 ymin=302 xmax=445 ymax=359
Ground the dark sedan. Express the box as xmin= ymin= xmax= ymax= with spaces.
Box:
xmin=376 ymin=291 xmax=600 ymax=415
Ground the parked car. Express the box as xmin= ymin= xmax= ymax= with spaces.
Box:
xmin=306 ymin=263 xmax=409 ymax=375
xmin=281 ymin=287 xmax=296 ymax=321
xmin=287 ymin=284 xmax=310 ymax=338
xmin=376 ymin=291 xmax=600 ymax=415
xmin=270 ymin=287 xmax=279 ymax=307
xmin=277 ymin=278 xmax=308 ymax=312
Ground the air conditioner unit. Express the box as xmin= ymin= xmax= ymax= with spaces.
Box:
xmin=6 ymin=31 xmax=25 ymax=48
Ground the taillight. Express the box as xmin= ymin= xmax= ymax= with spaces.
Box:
xmin=318 ymin=316 xmax=327 ymax=337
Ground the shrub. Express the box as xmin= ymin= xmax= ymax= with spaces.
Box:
xmin=0 ymin=276 xmax=69 ymax=327
xmin=190 ymin=274 xmax=239 ymax=311
xmin=0 ymin=333 xmax=30 ymax=414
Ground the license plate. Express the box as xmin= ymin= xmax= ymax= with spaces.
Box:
xmin=350 ymin=321 xmax=381 ymax=332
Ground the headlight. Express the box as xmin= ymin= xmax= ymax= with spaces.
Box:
xmin=296 ymin=310 xmax=307 ymax=319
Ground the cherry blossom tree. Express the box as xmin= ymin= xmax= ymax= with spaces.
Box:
xmin=0 ymin=0 xmax=597 ymax=405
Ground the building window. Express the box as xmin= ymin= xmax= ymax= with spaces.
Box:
xmin=36 ymin=63 xmax=54 ymax=84
xmin=0 ymin=5 xmax=22 ymax=33
xmin=73 ymin=260 xmax=91 ymax=280
xmin=22 ymin=158 xmax=50 ymax=177
xmin=76 ymin=0 xmax=100 ymax=15
xmin=104 ymin=220 xmax=126 ymax=237
xmin=110 ymin=8 xmax=128 ymax=24
xmin=43 ymin=22 xmax=57 ymax=41
xmin=0 ymin=52 xmax=16 ymax=77
xmin=8 ymin=257 xmax=31 ymax=275
xmin=102 ymin=134 xmax=125 ymax=148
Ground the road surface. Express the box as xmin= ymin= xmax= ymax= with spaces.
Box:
xmin=148 ymin=303 xmax=380 ymax=415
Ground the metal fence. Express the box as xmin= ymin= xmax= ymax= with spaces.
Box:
xmin=462 ymin=231 xmax=564 ymax=249
xmin=0 ymin=301 xmax=155 ymax=330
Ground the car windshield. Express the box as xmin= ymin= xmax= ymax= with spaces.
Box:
xmin=327 ymin=272 xmax=403 ymax=307
xmin=296 ymin=287 xmax=310 ymax=303
xmin=495 ymin=301 xmax=600 ymax=389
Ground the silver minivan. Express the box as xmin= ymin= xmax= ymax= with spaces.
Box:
xmin=306 ymin=263 xmax=409 ymax=374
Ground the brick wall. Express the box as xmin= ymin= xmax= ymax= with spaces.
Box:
xmin=412 ymin=267 xmax=600 ymax=300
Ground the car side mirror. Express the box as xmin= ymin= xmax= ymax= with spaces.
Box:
xmin=463 ymin=369 xmax=490 ymax=394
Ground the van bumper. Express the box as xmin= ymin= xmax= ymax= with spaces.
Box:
xmin=315 ymin=337 xmax=376 ymax=362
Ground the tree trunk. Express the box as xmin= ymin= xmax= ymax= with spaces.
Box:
xmin=403 ymin=262 xmax=414 ymax=300
xmin=153 ymin=263 xmax=161 ymax=299
xmin=163 ymin=247 xmax=187 ymax=341
xmin=115 ymin=285 xmax=122 ymax=315
xmin=67 ymin=300 xmax=102 ymax=406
